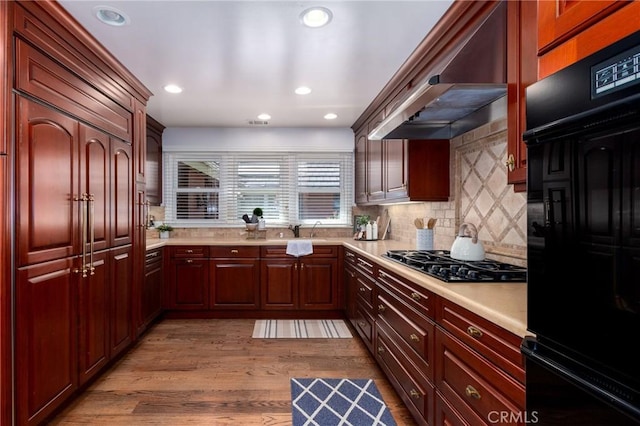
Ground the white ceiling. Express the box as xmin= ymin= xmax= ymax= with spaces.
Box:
xmin=59 ymin=1 xmax=453 ymax=128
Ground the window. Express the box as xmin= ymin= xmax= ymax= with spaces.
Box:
xmin=164 ymin=152 xmax=353 ymax=227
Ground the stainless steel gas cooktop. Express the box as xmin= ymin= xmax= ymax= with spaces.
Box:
xmin=382 ymin=250 xmax=526 ymax=283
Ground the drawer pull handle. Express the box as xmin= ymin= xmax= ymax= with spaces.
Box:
xmin=346 ymin=252 xmax=355 ymax=258
xmin=410 ymin=292 xmax=421 ymax=301
xmin=185 ymin=249 xmax=193 ymax=253
xmin=378 ymin=304 xmax=385 ymax=312
xmin=186 ymin=259 xmax=193 ymax=263
xmin=358 ymin=321 xmax=366 ymax=328
xmin=377 ymin=346 xmax=385 ymax=354
xmin=409 ymin=389 xmax=420 ymax=399
xmin=465 ymin=385 xmax=481 ymax=400
xmin=349 ymin=271 xmax=355 ymax=278
xmin=409 ymin=334 xmax=419 ymax=342
xmin=359 ymin=287 xmax=366 ymax=292
xmin=231 ymin=249 xmax=239 ymax=254
xmin=467 ymin=326 xmax=483 ymax=339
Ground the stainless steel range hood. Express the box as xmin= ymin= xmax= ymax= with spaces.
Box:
xmin=368 ymin=1 xmax=507 ymax=141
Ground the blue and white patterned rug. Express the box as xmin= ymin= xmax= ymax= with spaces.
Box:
xmin=291 ymin=378 xmax=397 ymax=426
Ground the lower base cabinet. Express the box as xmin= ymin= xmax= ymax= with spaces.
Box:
xmin=210 ymin=246 xmax=260 ymax=309
xmin=165 ymin=246 xmax=209 ymax=310
xmin=343 ymin=249 xmax=526 ymax=426
xmin=138 ymin=247 xmax=164 ymax=335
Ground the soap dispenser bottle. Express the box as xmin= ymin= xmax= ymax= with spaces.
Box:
xmin=365 ymin=221 xmax=373 ymax=240
xmin=372 ymin=220 xmax=378 ymax=240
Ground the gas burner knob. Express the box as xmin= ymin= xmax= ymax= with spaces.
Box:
xmin=439 ymin=268 xmax=450 ymax=278
xmin=467 ymin=270 xmax=478 ymax=280
xmin=450 ymin=265 xmax=460 ymax=274
xmin=430 ymin=265 xmax=441 ymax=273
xmin=458 ymin=267 xmax=468 ymax=276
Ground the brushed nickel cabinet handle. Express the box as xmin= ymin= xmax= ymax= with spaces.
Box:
xmin=378 ymin=304 xmax=385 ymax=312
xmin=409 ymin=389 xmax=420 ymax=399
xmin=467 ymin=326 xmax=483 ymax=339
xmin=186 ymin=259 xmax=193 ymax=263
xmin=88 ymin=194 xmax=95 ymax=276
xmin=346 ymin=252 xmax=355 ymax=258
xmin=410 ymin=292 xmax=421 ymax=301
xmin=186 ymin=249 xmax=194 ymax=253
xmin=409 ymin=334 xmax=419 ymax=342
xmin=359 ymin=287 xmax=366 ymax=292
xmin=465 ymin=385 xmax=481 ymax=399
xmin=231 ymin=249 xmax=239 ymax=254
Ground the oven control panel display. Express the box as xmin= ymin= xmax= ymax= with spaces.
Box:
xmin=592 ymin=45 xmax=640 ymax=98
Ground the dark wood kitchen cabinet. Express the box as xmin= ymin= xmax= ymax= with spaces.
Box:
xmin=355 ymin=130 xmax=368 ymax=204
xmin=7 ymin=2 xmax=151 ymax=423
xmin=375 ymin=267 xmax=436 ymax=425
xmin=138 ymin=247 xmax=164 ymax=335
xmin=435 ymin=298 xmax=525 ymax=425
xmin=166 ymin=246 xmax=210 ymax=310
xmin=260 ymin=246 xmax=339 ymax=310
xmin=537 ymin=0 xmax=640 ymax=78
xmin=210 ymin=246 xmax=260 ymax=309
xmin=343 ymin=249 xmax=376 ymax=352
xmin=506 ymin=0 xmax=537 ymax=192
xmin=146 ymin=115 xmax=164 ymax=206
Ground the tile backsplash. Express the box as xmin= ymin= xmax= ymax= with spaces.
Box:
xmin=379 ymin=117 xmax=527 ymax=266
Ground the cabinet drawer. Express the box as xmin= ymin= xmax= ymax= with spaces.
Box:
xmin=344 ymin=249 xmax=357 ymax=266
xmin=437 ymin=298 xmax=525 ymax=384
xmin=376 ymin=326 xmax=433 ymax=424
xmin=210 ymin=246 xmax=259 ymax=258
xmin=435 ymin=328 xmax=525 ymax=425
xmin=170 ymin=246 xmax=209 ymax=258
xmin=261 ymin=245 xmax=338 ymax=258
xmin=145 ymin=248 xmax=163 ymax=268
xmin=354 ymin=304 xmax=375 ymax=352
xmin=354 ymin=254 xmax=375 ymax=276
xmin=377 ymin=267 xmax=434 ymax=319
xmin=376 ymin=287 xmax=434 ymax=376
xmin=355 ymin=273 xmax=375 ymax=308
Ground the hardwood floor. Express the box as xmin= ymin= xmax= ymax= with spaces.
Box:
xmin=51 ymin=319 xmax=417 ymax=425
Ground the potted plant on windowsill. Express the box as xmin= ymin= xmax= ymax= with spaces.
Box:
xmin=253 ymin=207 xmax=265 ymax=230
xmin=156 ymin=224 xmax=174 ymax=239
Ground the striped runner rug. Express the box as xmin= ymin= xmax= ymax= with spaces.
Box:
xmin=252 ymin=319 xmax=352 ymax=338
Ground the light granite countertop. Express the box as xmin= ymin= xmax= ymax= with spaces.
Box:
xmin=147 ymin=237 xmax=529 ymax=338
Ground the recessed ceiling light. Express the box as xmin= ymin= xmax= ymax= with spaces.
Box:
xmin=300 ymin=7 xmax=333 ymax=28
xmin=164 ymin=84 xmax=183 ymax=94
xmin=257 ymin=113 xmax=271 ymax=120
xmin=295 ymin=86 xmax=312 ymax=95
xmin=324 ymin=113 xmax=338 ymax=120
xmin=93 ymin=6 xmax=130 ymax=26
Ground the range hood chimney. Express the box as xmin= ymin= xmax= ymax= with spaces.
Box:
xmin=368 ymin=1 xmax=507 ymax=141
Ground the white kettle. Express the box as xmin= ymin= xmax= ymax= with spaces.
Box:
xmin=450 ymin=223 xmax=485 ymax=261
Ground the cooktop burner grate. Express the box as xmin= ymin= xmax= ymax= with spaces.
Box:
xmin=382 ymin=250 xmax=526 ymax=283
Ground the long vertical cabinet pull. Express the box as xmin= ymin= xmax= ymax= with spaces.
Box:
xmin=88 ymin=193 xmax=96 ymax=275
xmin=74 ymin=193 xmax=89 ymax=277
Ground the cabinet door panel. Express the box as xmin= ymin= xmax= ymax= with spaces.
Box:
xmin=80 ymin=124 xmax=110 ymax=253
xmin=110 ymin=246 xmax=133 ymax=357
xmin=385 ymin=139 xmax=408 ymax=200
xmin=78 ymin=250 xmax=109 ymax=385
xmin=167 ymin=258 xmax=209 ymax=309
xmin=16 ymin=97 xmax=79 ymax=266
xmin=299 ymin=258 xmax=338 ymax=309
xmin=111 ymin=140 xmax=133 ymax=247
xmin=210 ymin=259 xmax=260 ymax=309
xmin=261 ymin=259 xmax=297 ymax=309
xmin=15 ymin=258 xmax=78 ymax=425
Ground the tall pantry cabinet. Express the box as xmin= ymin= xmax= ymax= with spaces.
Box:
xmin=3 ymin=2 xmax=152 ymax=425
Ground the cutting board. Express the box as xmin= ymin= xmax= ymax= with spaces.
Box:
xmin=379 ymin=209 xmax=390 ymax=240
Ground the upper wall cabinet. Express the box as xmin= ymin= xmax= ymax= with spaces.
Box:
xmin=537 ymin=0 xmax=640 ymax=78
xmin=506 ymin=0 xmax=537 ymax=191
xmin=146 ymin=115 xmax=165 ymax=206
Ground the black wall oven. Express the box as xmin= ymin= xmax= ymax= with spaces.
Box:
xmin=523 ymin=30 xmax=640 ymax=425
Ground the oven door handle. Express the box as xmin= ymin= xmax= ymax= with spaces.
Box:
xmin=522 ymin=337 xmax=640 ymax=419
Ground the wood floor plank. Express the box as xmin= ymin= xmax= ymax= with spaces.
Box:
xmin=51 ymin=319 xmax=417 ymax=425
